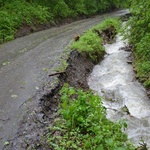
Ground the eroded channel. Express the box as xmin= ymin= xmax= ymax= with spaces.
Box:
xmin=88 ymin=35 xmax=150 ymax=148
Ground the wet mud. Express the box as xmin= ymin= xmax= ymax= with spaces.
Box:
xmin=4 ymin=50 xmax=96 ymax=150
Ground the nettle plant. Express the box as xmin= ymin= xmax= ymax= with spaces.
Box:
xmin=47 ymin=84 xmax=134 ymax=150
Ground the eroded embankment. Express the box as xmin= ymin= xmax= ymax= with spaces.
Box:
xmin=3 ymin=15 xmax=131 ymax=149
xmin=4 ymin=50 xmax=97 ymax=149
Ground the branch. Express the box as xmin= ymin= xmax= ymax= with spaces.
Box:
xmin=49 ymin=71 xmax=64 ymax=77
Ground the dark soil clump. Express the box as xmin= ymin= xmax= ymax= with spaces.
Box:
xmin=65 ymin=51 xmax=94 ymax=89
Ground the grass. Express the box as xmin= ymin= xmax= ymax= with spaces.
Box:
xmin=47 ymin=84 xmax=134 ymax=150
xmin=71 ymin=18 xmax=121 ymax=63
xmin=122 ymin=0 xmax=150 ymax=89
xmin=134 ymin=34 xmax=150 ymax=88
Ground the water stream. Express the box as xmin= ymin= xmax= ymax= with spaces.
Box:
xmin=88 ymin=35 xmax=150 ymax=148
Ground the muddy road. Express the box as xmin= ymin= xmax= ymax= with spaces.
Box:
xmin=0 ymin=10 xmax=129 ymax=149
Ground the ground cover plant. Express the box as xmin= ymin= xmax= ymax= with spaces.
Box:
xmin=71 ymin=18 xmax=121 ymax=62
xmin=0 ymin=0 xmax=128 ymax=43
xmin=123 ymin=0 xmax=150 ymax=89
xmin=47 ymin=84 xmax=134 ymax=150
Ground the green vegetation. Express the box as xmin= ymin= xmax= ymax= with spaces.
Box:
xmin=71 ymin=18 xmax=121 ymax=62
xmin=0 ymin=0 xmax=127 ymax=43
xmin=0 ymin=0 xmax=50 ymax=43
xmin=123 ymin=0 xmax=150 ymax=88
xmin=47 ymin=84 xmax=134 ymax=150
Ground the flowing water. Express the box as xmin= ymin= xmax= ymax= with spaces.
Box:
xmin=88 ymin=35 xmax=150 ymax=148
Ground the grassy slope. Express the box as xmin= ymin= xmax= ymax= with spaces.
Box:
xmin=123 ymin=0 xmax=150 ymax=89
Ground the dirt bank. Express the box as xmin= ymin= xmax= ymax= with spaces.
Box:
xmin=4 ymin=50 xmax=98 ymax=149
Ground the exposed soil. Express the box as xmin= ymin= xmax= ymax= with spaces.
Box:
xmin=4 ymin=50 xmax=97 ymax=150
xmin=15 ymin=15 xmax=88 ymax=38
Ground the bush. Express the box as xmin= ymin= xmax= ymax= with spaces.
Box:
xmin=71 ymin=30 xmax=105 ymax=62
xmin=92 ymin=18 xmax=121 ymax=33
xmin=135 ymin=34 xmax=150 ymax=62
xmin=0 ymin=11 xmax=15 ymax=43
xmin=51 ymin=0 xmax=73 ymax=19
xmin=47 ymin=84 xmax=134 ymax=150
xmin=123 ymin=0 xmax=150 ymax=88
xmin=124 ymin=0 xmax=150 ymax=44
xmin=71 ymin=18 xmax=121 ymax=62
xmin=65 ymin=0 xmax=86 ymax=16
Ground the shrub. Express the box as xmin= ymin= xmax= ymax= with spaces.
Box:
xmin=51 ymin=0 xmax=72 ymax=19
xmin=0 ymin=0 xmax=51 ymax=43
xmin=65 ymin=0 xmax=86 ymax=16
xmin=123 ymin=0 xmax=150 ymax=88
xmin=0 ymin=11 xmax=15 ymax=43
xmin=92 ymin=18 xmax=121 ymax=34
